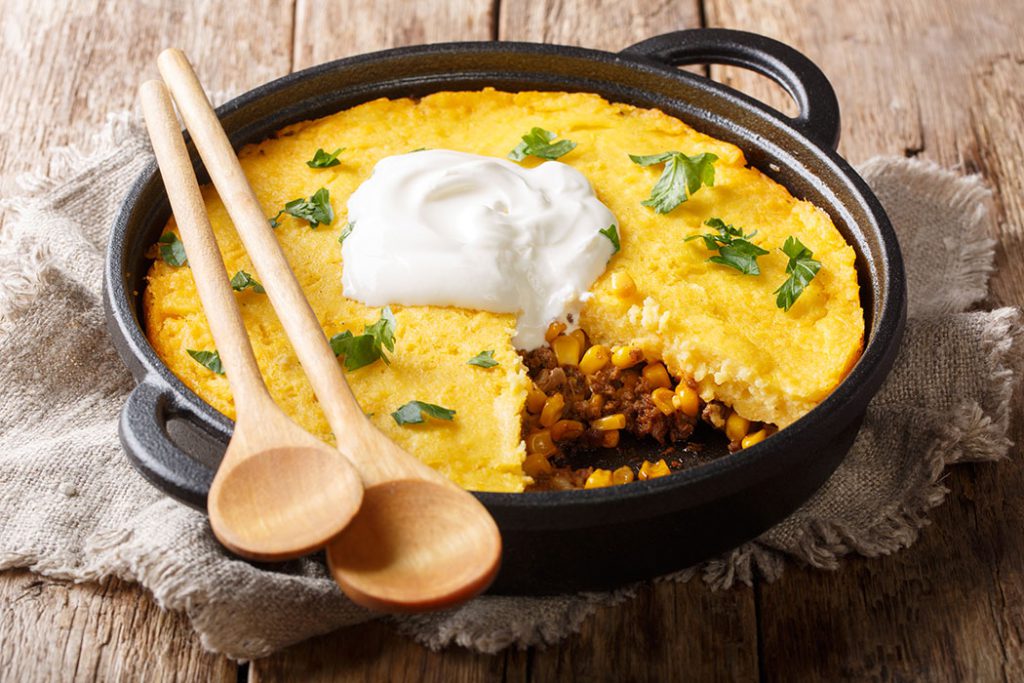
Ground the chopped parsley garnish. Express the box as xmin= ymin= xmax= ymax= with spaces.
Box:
xmin=599 ymin=224 xmax=620 ymax=254
xmin=329 ymin=307 xmax=397 ymax=371
xmin=338 ymin=221 xmax=354 ymax=244
xmin=187 ymin=349 xmax=224 ymax=375
xmin=364 ymin=307 xmax=397 ymax=352
xmin=686 ymin=218 xmax=768 ymax=275
xmin=391 ymin=400 xmax=456 ymax=426
xmin=329 ymin=331 xmax=377 ymax=371
xmin=629 ymin=151 xmax=718 ymax=214
xmin=774 ymin=236 xmax=822 ymax=311
xmin=306 ymin=147 xmax=344 ymax=168
xmin=508 ymin=127 xmax=577 ymax=161
xmin=230 ymin=270 xmax=265 ymax=293
xmin=467 ymin=350 xmax=499 ymax=368
xmin=269 ymin=188 xmax=334 ymax=229
xmin=158 ymin=232 xmax=187 ymax=267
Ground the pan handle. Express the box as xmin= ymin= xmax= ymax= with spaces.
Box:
xmin=119 ymin=375 xmax=216 ymax=509
xmin=621 ymin=29 xmax=841 ymax=151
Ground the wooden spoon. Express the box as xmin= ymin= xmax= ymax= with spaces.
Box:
xmin=139 ymin=80 xmax=364 ymax=562
xmin=157 ymin=48 xmax=502 ymax=612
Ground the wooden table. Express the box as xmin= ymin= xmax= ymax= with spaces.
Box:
xmin=1 ymin=1 xmax=1021 ymax=680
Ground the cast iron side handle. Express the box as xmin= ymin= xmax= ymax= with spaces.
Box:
xmin=621 ymin=29 xmax=841 ymax=151
xmin=119 ymin=375 xmax=215 ymax=510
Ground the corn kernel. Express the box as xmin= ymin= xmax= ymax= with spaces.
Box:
xmin=585 ymin=469 xmax=614 ymax=489
xmin=540 ymin=393 xmax=565 ymax=427
xmin=551 ymin=419 xmax=585 ymax=441
xmin=527 ymin=430 xmax=556 ymax=456
xmin=545 ymin=321 xmax=566 ymax=343
xmin=588 ymin=394 xmax=606 ymax=412
xmin=610 ymin=271 xmax=636 ymax=297
xmin=552 ymin=335 xmax=582 ymax=366
xmin=612 ymin=466 xmax=635 ymax=485
xmin=523 ymin=453 xmax=553 ymax=477
xmin=570 ymin=328 xmax=587 ymax=351
xmin=642 ymin=361 xmax=672 ymax=389
xmin=673 ymin=384 xmax=700 ymax=419
xmin=601 ymin=429 xmax=620 ymax=448
xmin=651 ymin=387 xmax=676 ymax=415
xmin=725 ymin=412 xmax=751 ymax=442
xmin=611 ymin=345 xmax=643 ymax=369
xmin=741 ymin=429 xmax=768 ymax=449
xmin=651 ymin=459 xmax=671 ymax=478
xmin=592 ymin=413 xmax=626 ymax=431
xmin=579 ymin=345 xmax=611 ymax=375
xmin=639 ymin=459 xmax=671 ymax=480
xmin=526 ymin=387 xmax=547 ymax=414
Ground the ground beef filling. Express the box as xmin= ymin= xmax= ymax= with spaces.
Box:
xmin=520 ymin=331 xmax=777 ymax=491
xmin=524 ymin=347 xmax=696 ymax=446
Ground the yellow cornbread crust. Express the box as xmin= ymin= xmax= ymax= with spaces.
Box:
xmin=144 ymin=89 xmax=864 ymax=493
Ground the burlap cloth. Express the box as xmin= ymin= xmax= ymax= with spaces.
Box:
xmin=0 ymin=111 xmax=1020 ymax=659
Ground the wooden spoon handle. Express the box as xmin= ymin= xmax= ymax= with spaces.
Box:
xmin=139 ymin=80 xmax=270 ymax=412
xmin=156 ymin=48 xmax=411 ymax=482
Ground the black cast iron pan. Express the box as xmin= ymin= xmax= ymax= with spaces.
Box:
xmin=104 ymin=29 xmax=906 ymax=594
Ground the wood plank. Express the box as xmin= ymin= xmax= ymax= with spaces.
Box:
xmin=704 ymin=0 xmax=1024 ymax=679
xmin=0 ymin=0 xmax=293 ymax=201
xmin=254 ymin=581 xmax=760 ymax=683
xmin=0 ymin=569 xmax=235 ymax=682
xmin=0 ymin=0 xmax=295 ymax=679
xmin=526 ymin=581 xmax=759 ymax=682
xmin=292 ymin=0 xmax=497 ymax=70
xmin=251 ymin=619 xmax=519 ymax=683
xmin=498 ymin=0 xmax=701 ymax=51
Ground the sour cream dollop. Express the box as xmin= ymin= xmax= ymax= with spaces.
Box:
xmin=341 ymin=149 xmax=618 ymax=350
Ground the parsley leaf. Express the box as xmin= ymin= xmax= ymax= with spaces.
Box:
xmin=364 ymin=306 xmax=397 ymax=354
xmin=329 ymin=307 xmax=397 ymax=371
xmin=328 ymin=331 xmax=374 ymax=371
xmin=306 ymin=147 xmax=344 ymax=168
xmin=467 ymin=350 xmax=499 ymax=368
xmin=685 ymin=218 xmax=768 ymax=275
xmin=774 ymin=236 xmax=822 ymax=311
xmin=629 ymin=151 xmax=718 ymax=214
xmin=338 ymin=221 xmax=354 ymax=244
xmin=391 ymin=400 xmax=456 ymax=426
xmin=158 ymin=232 xmax=187 ymax=267
xmin=599 ymin=224 xmax=620 ymax=254
xmin=269 ymin=188 xmax=335 ymax=229
xmin=187 ymin=349 xmax=224 ymax=375
xmin=508 ymin=127 xmax=577 ymax=161
xmin=230 ymin=270 xmax=265 ymax=293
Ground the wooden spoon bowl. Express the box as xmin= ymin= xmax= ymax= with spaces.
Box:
xmin=208 ymin=439 xmax=363 ymax=561
xmin=326 ymin=480 xmax=502 ymax=612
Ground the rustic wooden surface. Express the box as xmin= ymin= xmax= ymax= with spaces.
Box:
xmin=0 ymin=0 xmax=1021 ymax=680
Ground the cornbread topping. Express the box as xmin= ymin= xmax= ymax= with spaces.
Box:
xmin=341 ymin=149 xmax=618 ymax=350
xmin=144 ymin=89 xmax=865 ymax=493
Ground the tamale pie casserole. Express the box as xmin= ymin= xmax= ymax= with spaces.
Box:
xmin=108 ymin=31 xmax=905 ymax=591
xmin=143 ymin=89 xmax=864 ymax=493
